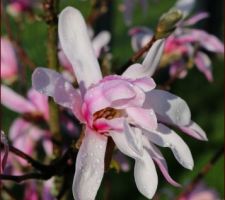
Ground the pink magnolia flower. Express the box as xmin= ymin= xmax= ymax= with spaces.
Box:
xmin=32 ymin=7 xmax=207 ymax=200
xmin=1 ymin=85 xmax=52 ymax=162
xmin=1 ymin=37 xmax=18 ymax=84
xmin=129 ymin=12 xmax=224 ymax=82
xmin=179 ymin=182 xmax=219 ymax=200
xmin=7 ymin=0 xmax=35 ymax=17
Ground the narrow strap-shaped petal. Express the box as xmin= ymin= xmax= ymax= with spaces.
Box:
xmin=143 ymin=89 xmax=191 ymax=126
xmin=92 ymin=31 xmax=111 ymax=58
xmin=134 ymin=150 xmax=158 ymax=199
xmin=174 ymin=0 xmax=195 ymax=17
xmin=110 ymin=131 xmax=140 ymax=160
xmin=126 ymin=107 xmax=157 ymax=131
xmin=143 ymin=123 xmax=194 ymax=170
xmin=27 ymin=89 xmax=49 ymax=120
xmin=183 ymin=12 xmax=209 ymax=26
xmin=32 ymin=67 xmax=84 ymax=122
xmin=58 ymin=7 xmax=102 ymax=91
xmin=123 ymin=122 xmax=143 ymax=156
xmin=111 ymin=130 xmax=158 ymax=199
xmin=73 ymin=128 xmax=107 ymax=200
xmin=143 ymin=137 xmax=181 ymax=187
xmin=194 ymin=51 xmax=213 ymax=82
xmin=122 ymin=39 xmax=165 ymax=78
xmin=1 ymin=84 xmax=36 ymax=114
xmin=179 ymin=121 xmax=208 ymax=141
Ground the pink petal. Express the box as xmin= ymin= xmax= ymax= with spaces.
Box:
xmin=194 ymin=51 xmax=213 ymax=82
xmin=131 ymin=77 xmax=156 ymax=92
xmin=1 ymin=37 xmax=18 ymax=80
xmin=27 ymin=89 xmax=49 ymax=120
xmin=143 ymin=138 xmax=181 ymax=187
xmin=73 ymin=128 xmax=107 ymax=200
xmin=179 ymin=121 xmax=207 ymax=141
xmin=94 ymin=117 xmax=124 ymax=133
xmin=143 ymin=89 xmax=191 ymax=126
xmin=126 ymin=107 xmax=157 ymax=131
xmin=83 ymin=77 xmax=145 ymax=123
xmin=183 ymin=12 xmax=209 ymax=26
xmin=59 ymin=7 xmax=102 ymax=91
xmin=1 ymin=85 xmax=36 ymax=114
xmin=32 ymin=67 xmax=84 ymax=122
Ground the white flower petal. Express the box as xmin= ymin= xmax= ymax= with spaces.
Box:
xmin=110 ymin=131 xmax=140 ymax=160
xmin=73 ymin=128 xmax=107 ymax=200
xmin=134 ymin=150 xmax=158 ymax=199
xmin=32 ymin=67 xmax=84 ymax=121
xmin=143 ymin=123 xmax=194 ymax=170
xmin=58 ymin=7 xmax=102 ymax=90
xmin=122 ymin=39 xmax=165 ymax=78
xmin=143 ymin=138 xmax=181 ymax=187
xmin=92 ymin=31 xmax=111 ymax=58
xmin=179 ymin=121 xmax=208 ymax=141
xmin=123 ymin=121 xmax=143 ymax=156
xmin=144 ymin=89 xmax=191 ymax=126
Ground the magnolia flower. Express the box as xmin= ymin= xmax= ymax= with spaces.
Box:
xmin=1 ymin=85 xmax=52 ymax=161
xmin=179 ymin=182 xmax=219 ymax=200
xmin=32 ymin=7 xmax=207 ymax=200
xmin=174 ymin=0 xmax=196 ymax=17
xmin=1 ymin=37 xmax=18 ymax=84
xmin=7 ymin=0 xmax=36 ymax=17
xmin=129 ymin=12 xmax=224 ymax=81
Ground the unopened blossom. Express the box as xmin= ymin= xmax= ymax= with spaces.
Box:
xmin=129 ymin=12 xmax=224 ymax=81
xmin=32 ymin=7 xmax=207 ymax=200
xmin=1 ymin=37 xmax=18 ymax=84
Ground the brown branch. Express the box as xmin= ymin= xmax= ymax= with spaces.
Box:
xmin=176 ymin=146 xmax=224 ymax=199
xmin=43 ymin=0 xmax=61 ymax=158
xmin=86 ymin=0 xmax=112 ymax=27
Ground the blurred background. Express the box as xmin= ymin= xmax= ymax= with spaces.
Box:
xmin=1 ymin=0 xmax=224 ymax=199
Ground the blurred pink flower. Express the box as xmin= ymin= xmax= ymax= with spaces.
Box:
xmin=7 ymin=0 xmax=34 ymax=16
xmin=32 ymin=7 xmax=207 ymax=200
xmin=1 ymin=37 xmax=18 ymax=84
xmin=179 ymin=182 xmax=219 ymax=200
xmin=129 ymin=12 xmax=224 ymax=82
xmin=1 ymin=85 xmax=51 ymax=163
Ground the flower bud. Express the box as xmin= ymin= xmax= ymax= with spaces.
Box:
xmin=155 ymin=9 xmax=183 ymax=39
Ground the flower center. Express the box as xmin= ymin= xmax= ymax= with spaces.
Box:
xmin=93 ymin=107 xmax=123 ymax=121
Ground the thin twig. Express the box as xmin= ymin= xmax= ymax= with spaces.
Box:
xmin=43 ymin=0 xmax=61 ymax=158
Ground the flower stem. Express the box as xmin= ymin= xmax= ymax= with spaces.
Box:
xmin=43 ymin=0 xmax=62 ymax=158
